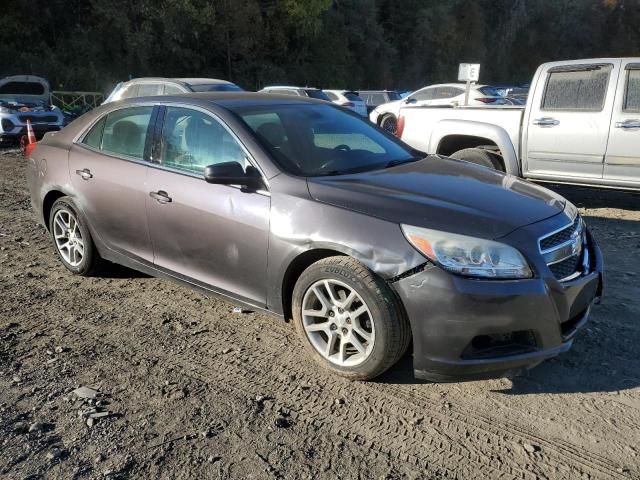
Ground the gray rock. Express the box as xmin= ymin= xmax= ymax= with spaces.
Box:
xmin=73 ymin=386 xmax=99 ymax=399
xmin=29 ymin=422 xmax=46 ymax=433
xmin=523 ymin=442 xmax=540 ymax=454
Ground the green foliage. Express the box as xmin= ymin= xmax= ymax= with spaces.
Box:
xmin=1 ymin=0 xmax=638 ymax=93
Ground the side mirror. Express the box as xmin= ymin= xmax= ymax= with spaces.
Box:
xmin=204 ymin=161 xmax=263 ymax=190
xmin=405 ymin=98 xmax=417 ymax=104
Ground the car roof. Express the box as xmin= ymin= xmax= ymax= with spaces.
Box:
xmin=120 ymin=77 xmax=233 ymax=86
xmin=262 ymin=86 xmax=321 ymax=91
xmin=116 ymin=91 xmax=326 ymax=108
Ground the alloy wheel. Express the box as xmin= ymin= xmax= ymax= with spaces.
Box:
xmin=52 ymin=208 xmax=85 ymax=267
xmin=301 ymin=279 xmax=375 ymax=367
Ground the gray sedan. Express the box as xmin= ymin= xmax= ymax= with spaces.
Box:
xmin=26 ymin=93 xmax=603 ymax=381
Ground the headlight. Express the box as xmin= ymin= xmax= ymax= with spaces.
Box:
xmin=401 ymin=224 xmax=532 ymax=279
xmin=0 ymin=106 xmax=9 ymax=113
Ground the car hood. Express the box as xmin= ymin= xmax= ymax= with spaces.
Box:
xmin=0 ymin=75 xmax=51 ymax=106
xmin=307 ymin=156 xmax=566 ymax=239
xmin=374 ymin=99 xmax=403 ymax=113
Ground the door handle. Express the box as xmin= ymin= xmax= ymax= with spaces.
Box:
xmin=75 ymin=168 xmax=93 ymax=180
xmin=149 ymin=190 xmax=172 ymax=204
xmin=614 ymin=120 xmax=640 ymax=130
xmin=533 ymin=117 xmax=560 ymax=127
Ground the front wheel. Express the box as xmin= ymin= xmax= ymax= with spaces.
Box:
xmin=292 ymin=256 xmax=411 ymax=380
xmin=450 ymin=148 xmax=504 ymax=171
xmin=379 ymin=114 xmax=397 ymax=135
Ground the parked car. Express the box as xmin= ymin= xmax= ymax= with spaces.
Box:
xmin=323 ymin=89 xmax=367 ymax=116
xmin=259 ymin=86 xmax=331 ymax=101
xmin=358 ymin=90 xmax=402 ymax=116
xmin=397 ymin=58 xmax=640 ymax=191
xmin=103 ymin=77 xmax=243 ymax=103
xmin=0 ymin=75 xmax=64 ymax=144
xmin=370 ymin=83 xmax=508 ymax=134
xmin=26 ymin=92 xmax=603 ymax=382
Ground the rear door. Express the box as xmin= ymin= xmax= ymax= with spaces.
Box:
xmin=145 ymin=105 xmax=270 ymax=305
xmin=603 ymin=60 xmax=640 ymax=186
xmin=524 ymin=61 xmax=620 ymax=179
xmin=68 ymin=105 xmax=156 ymax=262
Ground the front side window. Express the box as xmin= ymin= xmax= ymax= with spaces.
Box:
xmin=624 ymin=68 xmax=640 ymax=112
xmin=189 ymin=83 xmax=243 ymax=92
xmin=163 ymin=84 xmax=184 ymax=95
xmin=306 ymin=90 xmax=332 ymax=101
xmin=101 ymin=106 xmax=153 ymax=159
xmin=234 ymin=103 xmax=416 ymax=177
xmin=160 ymin=107 xmax=247 ymax=175
xmin=119 ymin=84 xmax=139 ymax=99
xmin=542 ymin=65 xmax=612 ymax=111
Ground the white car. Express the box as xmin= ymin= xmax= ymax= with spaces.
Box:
xmin=323 ymin=90 xmax=368 ymax=117
xmin=369 ymin=83 xmax=506 ymax=134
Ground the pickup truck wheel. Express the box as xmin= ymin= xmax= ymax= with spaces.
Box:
xmin=292 ymin=256 xmax=410 ymax=380
xmin=379 ymin=114 xmax=397 ymax=134
xmin=450 ymin=148 xmax=504 ymax=171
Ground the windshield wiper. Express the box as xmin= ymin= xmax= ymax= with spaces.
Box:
xmin=383 ymin=157 xmax=422 ymax=169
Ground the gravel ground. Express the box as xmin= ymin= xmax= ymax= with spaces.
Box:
xmin=1 ymin=148 xmax=639 ymax=479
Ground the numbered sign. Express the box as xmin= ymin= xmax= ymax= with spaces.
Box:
xmin=458 ymin=63 xmax=480 ymax=82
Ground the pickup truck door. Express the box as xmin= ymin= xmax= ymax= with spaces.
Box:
xmin=524 ymin=61 xmax=620 ymax=179
xmin=603 ymin=61 xmax=640 ymax=186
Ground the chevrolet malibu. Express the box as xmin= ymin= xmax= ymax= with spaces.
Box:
xmin=26 ymin=93 xmax=603 ymax=381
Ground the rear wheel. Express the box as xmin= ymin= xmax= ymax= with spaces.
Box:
xmin=292 ymin=256 xmax=411 ymax=380
xmin=450 ymin=148 xmax=504 ymax=171
xmin=379 ymin=114 xmax=397 ymax=135
xmin=49 ymin=197 xmax=100 ymax=276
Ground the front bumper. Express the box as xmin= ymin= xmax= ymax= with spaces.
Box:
xmin=392 ymin=227 xmax=603 ymax=382
xmin=0 ymin=113 xmax=63 ymax=141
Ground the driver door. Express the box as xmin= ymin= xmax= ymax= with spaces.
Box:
xmin=145 ymin=106 xmax=271 ymax=305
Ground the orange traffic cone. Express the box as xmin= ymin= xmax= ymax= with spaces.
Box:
xmin=23 ymin=119 xmax=37 ymax=157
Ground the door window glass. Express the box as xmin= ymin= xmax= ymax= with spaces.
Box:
xmin=542 ymin=65 xmax=612 ymax=111
xmin=101 ymin=106 xmax=153 ymax=159
xmin=409 ymin=88 xmax=437 ymax=101
xmin=119 ymin=84 xmax=139 ymax=99
xmin=137 ymin=83 xmax=162 ymax=96
xmin=624 ymin=69 xmax=640 ymax=112
xmin=81 ymin=116 xmax=106 ymax=149
xmin=163 ymin=84 xmax=184 ymax=95
xmin=160 ymin=107 xmax=247 ymax=175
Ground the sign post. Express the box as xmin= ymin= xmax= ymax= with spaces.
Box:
xmin=458 ymin=63 xmax=480 ymax=106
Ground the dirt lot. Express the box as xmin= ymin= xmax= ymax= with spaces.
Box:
xmin=1 ymin=148 xmax=639 ymax=480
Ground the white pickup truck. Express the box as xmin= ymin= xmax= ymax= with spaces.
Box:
xmin=397 ymin=58 xmax=640 ymax=191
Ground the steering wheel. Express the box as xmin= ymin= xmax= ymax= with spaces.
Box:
xmin=333 ymin=144 xmax=351 ymax=152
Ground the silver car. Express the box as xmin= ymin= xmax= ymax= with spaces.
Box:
xmin=104 ymin=77 xmax=243 ymax=103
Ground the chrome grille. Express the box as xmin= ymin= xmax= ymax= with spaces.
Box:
xmin=539 ymin=215 xmax=586 ymax=282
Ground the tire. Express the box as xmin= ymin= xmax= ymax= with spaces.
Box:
xmin=379 ymin=114 xmax=397 ymax=135
xmin=49 ymin=196 xmax=100 ymax=276
xmin=292 ymin=256 xmax=411 ymax=380
xmin=450 ymin=148 xmax=504 ymax=171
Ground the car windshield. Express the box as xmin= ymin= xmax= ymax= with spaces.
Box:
xmin=233 ymin=103 xmax=417 ymax=177
xmin=189 ymin=83 xmax=243 ymax=92
xmin=306 ymin=89 xmax=332 ymax=101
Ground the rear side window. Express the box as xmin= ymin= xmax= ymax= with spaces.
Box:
xmin=119 ymin=85 xmax=139 ymax=99
xmin=137 ymin=84 xmax=162 ymax=96
xmin=624 ymin=68 xmax=640 ymax=112
xmin=101 ymin=107 xmax=153 ymax=159
xmin=542 ymin=65 xmax=612 ymax=111
xmin=163 ymin=84 xmax=184 ymax=95
xmin=82 ymin=116 xmax=106 ymax=149
xmin=160 ymin=107 xmax=247 ymax=175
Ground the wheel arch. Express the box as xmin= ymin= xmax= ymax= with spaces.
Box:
xmin=429 ymin=120 xmax=519 ymax=175
xmin=42 ymin=190 xmax=67 ymax=230
xmin=281 ymin=248 xmax=346 ymax=320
